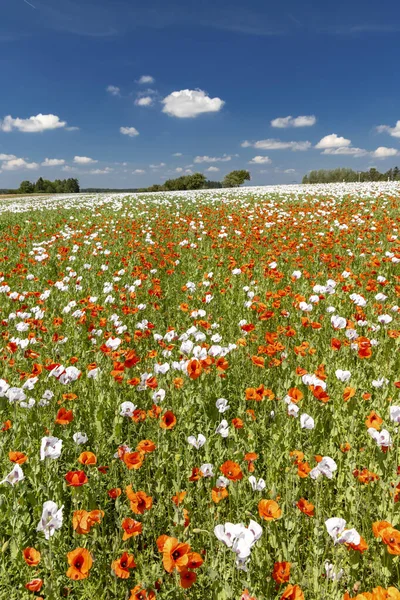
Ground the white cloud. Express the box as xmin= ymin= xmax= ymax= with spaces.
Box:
xmin=41 ymin=158 xmax=65 ymax=167
xmin=106 ymin=85 xmax=120 ymax=96
xmin=120 ymin=126 xmax=139 ymax=137
xmin=175 ymin=167 xmax=184 ymax=173
xmin=206 ymin=166 xmax=220 ymax=172
xmin=162 ymin=89 xmax=225 ymax=118
xmin=173 ymin=152 xmax=183 ymax=157
xmin=133 ymin=169 xmax=145 ymax=174
xmin=284 ymin=168 xmax=296 ymax=173
xmin=90 ymin=167 xmax=113 ymax=174
xmin=62 ymin=166 xmax=74 ymax=172
xmin=1 ymin=157 xmax=39 ymax=171
xmin=242 ymin=139 xmax=311 ymax=151
xmin=249 ymin=156 xmax=272 ymax=164
xmin=194 ymin=154 xmax=231 ymax=163
xmin=150 ymin=162 xmax=166 ymax=168
xmin=321 ymin=146 xmax=367 ymax=156
xmin=0 ymin=153 xmax=17 ymax=161
xmin=372 ymin=146 xmax=399 ymax=158
xmin=74 ymin=156 xmax=98 ymax=164
xmin=315 ymin=134 xmax=351 ymax=149
xmin=271 ymin=115 xmax=316 ymax=128
xmin=65 ymin=126 xmax=80 ymax=131
xmin=138 ymin=75 xmax=155 ymax=84
xmin=376 ymin=121 xmax=400 ymax=138
xmin=135 ymin=96 xmax=153 ymax=107
xmin=0 ymin=113 xmax=67 ymax=133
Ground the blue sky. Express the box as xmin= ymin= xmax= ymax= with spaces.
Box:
xmin=1 ymin=0 xmax=400 ymax=188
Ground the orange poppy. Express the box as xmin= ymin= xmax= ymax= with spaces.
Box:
xmin=108 ymin=487 xmax=122 ymax=499
xmin=72 ymin=509 xmax=103 ymax=534
xmin=232 ymin=417 xmax=244 ymax=429
xmin=186 ymin=552 xmax=203 ymax=569
xmin=212 ymin=486 xmax=229 ymax=503
xmin=126 ymin=487 xmax=153 ymax=514
xmin=156 ymin=534 xmax=169 ymax=552
xmin=343 ymin=387 xmax=356 ymax=402
xmin=220 ymin=461 xmax=243 ymax=481
xmin=65 ymin=470 xmax=88 ymax=486
xmin=122 ymin=518 xmax=143 ymax=540
xmin=55 ymin=407 xmax=74 ymax=425
xmin=381 ymin=527 xmax=400 ymax=554
xmin=136 ymin=439 xmax=156 ymax=453
xmin=123 ymin=451 xmax=144 ymax=470
xmin=129 ymin=585 xmax=156 ymax=600
xmin=372 ymin=521 xmax=393 ymax=538
xmin=77 ymin=451 xmax=97 ymax=466
xmin=280 ymin=584 xmax=305 ymax=600
xmin=365 ymin=411 xmax=382 ymax=430
xmin=179 ymin=569 xmax=197 ymax=589
xmin=258 ymin=499 xmax=282 ymax=521
xmin=172 ymin=491 xmax=186 ymax=506
xmin=187 ymin=359 xmax=202 ymax=379
xmin=112 ymin=552 xmax=136 ymax=578
xmin=297 ymin=462 xmax=311 ymax=478
xmin=162 ymin=537 xmax=190 ymax=573
xmin=160 ymin=410 xmax=177 ymax=429
xmin=9 ymin=451 xmax=27 ymax=464
xmin=25 ymin=578 xmax=43 ymax=592
xmin=23 ymin=547 xmax=41 ymax=566
xmin=296 ymin=498 xmax=315 ymax=517
xmin=66 ymin=548 xmax=93 ymax=580
xmin=272 ymin=561 xmax=291 ymax=584
xmin=1 ymin=420 xmax=12 ymax=431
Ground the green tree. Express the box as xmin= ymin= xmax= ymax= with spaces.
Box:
xmin=223 ymin=170 xmax=251 ymax=188
xmin=34 ymin=177 xmax=45 ymax=192
xmin=186 ymin=173 xmax=206 ymax=190
xmin=18 ymin=180 xmax=35 ymax=194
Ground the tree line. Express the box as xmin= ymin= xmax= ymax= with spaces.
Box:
xmin=16 ymin=178 xmax=80 ymax=194
xmin=302 ymin=167 xmax=400 ymax=184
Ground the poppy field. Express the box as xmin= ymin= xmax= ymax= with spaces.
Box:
xmin=1 ymin=182 xmax=400 ymax=600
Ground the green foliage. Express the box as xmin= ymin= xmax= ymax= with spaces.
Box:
xmin=17 ymin=178 xmax=80 ymax=194
xmin=302 ymin=167 xmax=400 ymax=184
xmin=222 ymin=170 xmax=251 ymax=188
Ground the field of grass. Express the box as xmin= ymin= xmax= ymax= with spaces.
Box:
xmin=0 ymin=183 xmax=400 ymax=600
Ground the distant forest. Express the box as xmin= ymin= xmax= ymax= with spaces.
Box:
xmin=302 ymin=167 xmax=400 ymax=183
xmin=1 ymin=170 xmax=250 ymax=195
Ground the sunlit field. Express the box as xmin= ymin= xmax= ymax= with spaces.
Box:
xmin=1 ymin=183 xmax=400 ymax=600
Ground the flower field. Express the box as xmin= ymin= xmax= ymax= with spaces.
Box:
xmin=1 ymin=182 xmax=400 ymax=600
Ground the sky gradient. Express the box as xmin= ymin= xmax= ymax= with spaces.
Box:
xmin=1 ymin=0 xmax=400 ymax=188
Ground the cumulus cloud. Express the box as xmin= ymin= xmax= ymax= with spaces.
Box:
xmin=271 ymin=115 xmax=316 ymax=128
xmin=242 ymin=139 xmax=311 ymax=151
xmin=194 ymin=154 xmax=231 ymax=163
xmin=1 ymin=157 xmax=39 ymax=171
xmin=135 ymin=96 xmax=153 ymax=107
xmin=162 ymin=89 xmax=225 ymax=118
xmin=372 ymin=146 xmax=399 ymax=158
xmin=0 ymin=153 xmax=17 ymax=161
xmin=90 ymin=167 xmax=113 ymax=174
xmin=106 ymin=85 xmax=120 ymax=96
xmin=0 ymin=113 xmax=67 ymax=133
xmin=120 ymin=126 xmax=139 ymax=137
xmin=150 ymin=162 xmax=166 ymax=168
xmin=138 ymin=75 xmax=155 ymax=84
xmin=175 ymin=167 xmax=184 ymax=173
xmin=133 ymin=169 xmax=145 ymax=174
xmin=173 ymin=152 xmax=183 ymax=157
xmin=41 ymin=158 xmax=65 ymax=167
xmin=74 ymin=156 xmax=98 ymax=164
xmin=376 ymin=121 xmax=400 ymax=138
xmin=321 ymin=147 xmax=368 ymax=156
xmin=249 ymin=155 xmax=272 ymax=164
xmin=315 ymin=134 xmax=351 ymax=149
xmin=206 ymin=166 xmax=220 ymax=172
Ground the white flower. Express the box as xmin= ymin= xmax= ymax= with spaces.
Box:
xmin=0 ymin=379 xmax=10 ymax=397
xmin=378 ymin=314 xmax=392 ymax=324
xmin=372 ymin=377 xmax=388 ymax=388
xmin=325 ymin=517 xmax=346 ymax=541
xmin=368 ymin=427 xmax=392 ymax=449
xmin=335 ymin=369 xmax=351 ymax=382
xmin=22 ymin=377 xmax=38 ymax=390
xmin=5 ymin=387 xmax=26 ymax=404
xmin=325 ymin=562 xmax=344 ymax=581
xmin=40 ymin=436 xmax=63 ymax=460
xmin=248 ymin=476 xmax=266 ymax=491
xmin=20 ymin=398 xmax=35 ymax=409
xmin=287 ymin=402 xmax=299 ymax=417
xmin=336 ymin=528 xmax=360 ymax=546
xmin=1 ymin=464 xmax=25 ymax=486
xmin=331 ymin=315 xmax=347 ymax=329
xmin=310 ymin=456 xmax=337 ymax=480
xmin=292 ymin=270 xmax=302 ymax=279
xmin=119 ymin=401 xmax=137 ymax=417
xmin=216 ymin=398 xmax=230 ymax=413
xmin=188 ymin=434 xmax=206 ymax=449
xmin=37 ymin=501 xmax=64 ymax=539
xmin=58 ymin=366 xmax=81 ymax=385
xmin=390 ymin=406 xmax=400 ymax=423
xmin=73 ymin=432 xmax=88 ymax=445
xmin=216 ymin=476 xmax=230 ymax=488
xmin=200 ymin=463 xmax=214 ymax=477
xmin=300 ymin=413 xmax=314 ymax=429
xmin=152 ymin=389 xmax=165 ymax=403
xmin=215 ymin=420 xmax=229 ymax=438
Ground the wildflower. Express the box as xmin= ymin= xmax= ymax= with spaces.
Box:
xmin=23 ymin=547 xmax=41 ymax=566
xmin=1 ymin=464 xmax=25 ymax=486
xmin=258 ymin=499 xmax=282 ymax=520
xmin=122 ymin=518 xmax=142 ymax=540
xmin=126 ymin=487 xmax=153 ymax=514
xmin=367 ymin=428 xmax=392 ymax=450
xmin=72 ymin=510 xmax=103 ymax=534
xmin=324 ymin=561 xmax=344 ymax=581
xmin=37 ymin=501 xmax=64 ymax=539
xmin=187 ymin=434 xmax=206 ymax=449
xmin=66 ymin=547 xmax=93 ymax=580
xmin=248 ymin=476 xmax=265 ymax=492
xmin=40 ymin=436 xmax=63 ymax=460
xmin=25 ymin=579 xmax=43 ymax=592
xmin=65 ymin=470 xmax=88 ymax=486
xmin=272 ymin=561 xmax=291 ymax=584
xmin=220 ymin=461 xmax=243 ymax=481
xmin=129 ymin=586 xmax=156 ymax=600
xmin=162 ymin=537 xmax=190 ymax=573
xmin=216 ymin=397 xmax=230 ymax=413
xmin=310 ymin=456 xmax=337 ymax=480
xmin=216 ymin=420 xmax=229 ymax=437
xmin=160 ymin=410 xmax=176 ymax=429
xmin=280 ymin=584 xmax=304 ymax=599
xmin=112 ymin=552 xmax=136 ymax=578
xmin=296 ymin=498 xmax=315 ymax=517
xmin=9 ymin=451 xmax=27 ymax=464
xmin=300 ymin=414 xmax=314 ymax=429
xmin=78 ymin=451 xmax=97 ymax=465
